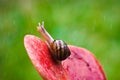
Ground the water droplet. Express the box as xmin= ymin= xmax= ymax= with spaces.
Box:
xmin=103 ymin=15 xmax=106 ymax=21
xmin=110 ymin=23 xmax=113 ymax=30
xmin=13 ymin=20 xmax=16 ymax=25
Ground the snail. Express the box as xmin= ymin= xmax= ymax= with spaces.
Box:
xmin=37 ymin=22 xmax=71 ymax=61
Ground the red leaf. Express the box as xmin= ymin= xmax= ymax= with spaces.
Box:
xmin=24 ymin=35 xmax=106 ymax=80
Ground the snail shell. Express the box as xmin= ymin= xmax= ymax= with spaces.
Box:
xmin=37 ymin=22 xmax=71 ymax=61
xmin=50 ymin=40 xmax=71 ymax=61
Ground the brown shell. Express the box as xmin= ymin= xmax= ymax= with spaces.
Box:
xmin=50 ymin=40 xmax=71 ymax=61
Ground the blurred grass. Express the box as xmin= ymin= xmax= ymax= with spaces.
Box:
xmin=0 ymin=0 xmax=120 ymax=80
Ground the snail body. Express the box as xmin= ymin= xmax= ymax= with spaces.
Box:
xmin=37 ymin=22 xmax=71 ymax=61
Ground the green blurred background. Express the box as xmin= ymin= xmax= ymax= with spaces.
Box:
xmin=0 ymin=0 xmax=120 ymax=80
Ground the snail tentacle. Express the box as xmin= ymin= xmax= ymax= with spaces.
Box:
xmin=37 ymin=21 xmax=54 ymax=44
